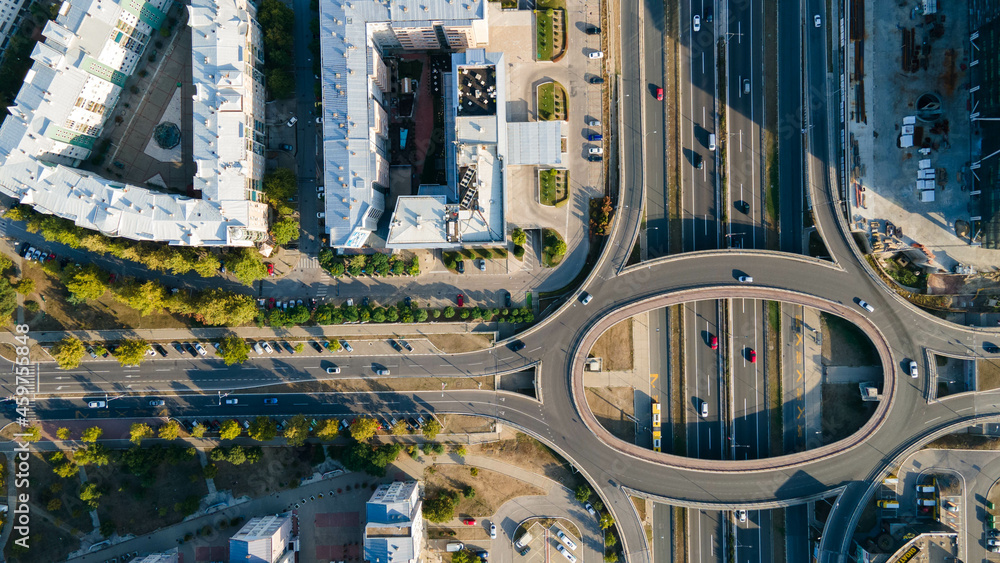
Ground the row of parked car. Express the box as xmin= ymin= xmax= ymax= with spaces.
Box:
xmin=20 ymin=243 xmax=55 ymax=262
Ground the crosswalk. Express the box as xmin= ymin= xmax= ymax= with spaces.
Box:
xmin=316 ymin=273 xmax=332 ymax=298
xmin=299 ymin=256 xmax=320 ymax=269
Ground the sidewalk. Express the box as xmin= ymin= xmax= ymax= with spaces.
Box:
xmin=802 ymin=307 xmax=824 ymax=449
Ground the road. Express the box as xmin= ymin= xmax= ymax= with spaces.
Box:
xmin=777 ymin=0 xmax=804 ymax=253
xmin=293 ymin=0 xmax=321 ymax=255
xmin=729 ymin=297 xmax=767 ymax=461
xmin=685 ymin=300 xmax=722 ymax=460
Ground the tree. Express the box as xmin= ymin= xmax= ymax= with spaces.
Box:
xmin=158 ymin=420 xmax=181 ymax=440
xmin=129 ymin=422 xmax=153 ymax=445
xmin=81 ymin=426 xmax=103 ymax=443
xmin=220 ymin=335 xmax=250 ymax=365
xmin=53 ymin=337 xmax=86 ymax=369
xmin=422 ymin=418 xmax=442 ymax=440
xmin=443 ymin=306 xmax=456 ymax=318
xmin=63 ymin=264 xmax=107 ymax=302
xmin=204 ymin=463 xmax=218 ymax=479
xmin=56 ymin=427 xmax=70 ymax=440
xmin=463 ymin=486 xmax=476 ymax=498
xmin=14 ymin=277 xmax=34 ymax=295
xmin=195 ymin=289 xmax=259 ymax=325
xmin=283 ymin=415 xmax=310 ymax=447
xmin=266 ymin=67 xmax=295 ymax=99
xmin=422 ymin=491 xmax=460 ymax=523
xmin=599 ymin=513 xmax=615 ymax=529
xmin=262 ymin=168 xmax=298 ymax=203
xmin=350 ymin=417 xmax=379 ymax=442
xmin=391 ymin=421 xmax=408 ymax=436
xmin=248 ymin=416 xmax=277 ymax=441
xmin=226 ymin=445 xmax=247 ymax=465
xmin=191 ymin=423 xmax=207 ymax=438
xmin=455 ymin=445 xmax=467 ymax=457
xmin=46 ymin=498 xmax=62 ymax=511
xmin=220 ymin=419 xmax=242 ymax=440
xmin=315 ymin=419 xmax=340 ymax=440
xmin=0 ymin=278 xmax=18 ymax=321
xmin=605 ymin=532 xmax=618 ymax=547
xmin=20 ymin=425 xmax=40 ymax=442
xmin=452 ymin=550 xmax=483 ymax=563
xmin=112 ymin=279 xmax=167 ymax=316
xmin=575 ymin=485 xmax=591 ymax=503
xmin=293 ymin=342 xmax=305 ymax=353
xmin=115 ymin=338 xmax=149 ymax=367
xmin=223 ymin=248 xmax=269 ymax=286
xmin=79 ymin=482 xmax=102 ymax=508
xmin=53 ymin=459 xmax=79 ymax=478
xmin=512 ymin=227 xmax=527 ymax=246
xmin=271 ymin=215 xmax=300 ymax=245
xmin=74 ymin=443 xmax=111 ymax=466
xmin=603 ymin=553 xmax=619 ymax=563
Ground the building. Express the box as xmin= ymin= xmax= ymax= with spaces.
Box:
xmin=229 ymin=513 xmax=294 ymax=563
xmin=0 ymin=0 xmax=28 ymax=50
xmin=0 ymin=0 xmax=268 ymax=247
xmin=318 ymin=0 xmax=489 ymax=248
xmin=971 ymin=1 xmax=1000 ymax=248
xmin=132 ymin=551 xmax=180 ymax=563
xmin=364 ymin=481 xmax=424 ymax=563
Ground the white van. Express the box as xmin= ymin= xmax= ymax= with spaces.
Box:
xmin=708 ymin=134 xmax=716 ymax=151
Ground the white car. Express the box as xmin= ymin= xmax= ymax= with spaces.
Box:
xmin=146 ymin=347 xmax=157 ymax=356
xmin=341 ymin=340 xmax=354 ymax=352
xmin=253 ymin=342 xmax=264 ymax=355
xmin=588 ymin=147 xmax=603 ymax=155
xmin=286 ymin=116 xmax=298 ymax=127
xmin=588 ymin=119 xmax=601 ymax=127
xmin=88 ymin=400 xmax=106 ymax=408
xmin=588 ymin=51 xmax=604 ymax=59
xmin=224 ymin=398 xmax=238 ymax=405
xmin=738 ymin=275 xmax=753 ymax=283
xmin=317 ymin=212 xmax=326 ymax=219
xmin=148 ymin=399 xmax=165 ymax=407
xmin=814 ymin=14 xmax=821 ymax=27
xmin=693 ymin=15 xmax=701 ymax=31
xmin=857 ymin=299 xmax=875 ymax=313
xmin=580 ymin=292 xmax=593 ymax=305
xmin=556 ymin=530 xmax=577 ymax=550
xmin=909 ymin=360 xmax=918 ymax=378
xmin=585 ymin=502 xmax=597 ymax=516
xmin=736 ymin=509 xmax=747 ymax=523
xmin=375 ymin=368 xmax=390 ymax=376
xmin=326 ymin=366 xmax=341 ymax=374
xmin=194 ymin=343 xmax=207 ymax=356
xmin=262 ymin=341 xmax=274 ymax=354
xmin=490 ymin=523 xmax=497 ymax=539
xmin=700 ymin=400 xmax=709 ymax=417
xmin=556 ymin=545 xmax=576 ymax=563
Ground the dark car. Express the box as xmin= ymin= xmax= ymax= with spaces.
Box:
xmin=400 ymin=340 xmax=413 ymax=352
xmin=589 ymin=76 xmax=604 ymax=84
xmin=694 ymin=153 xmax=704 ymax=169
xmin=586 ymin=25 xmax=600 ymax=34
xmin=312 ymin=341 xmax=325 ymax=352
xmin=389 ymin=339 xmax=403 ymax=352
xmin=588 ymin=154 xmax=603 ymax=162
xmin=362 ymin=296 xmax=369 ymax=308
xmin=987 ymin=344 xmax=1000 ymax=354
xmin=263 ymin=398 xmax=278 ymax=405
xmin=504 ymin=291 xmax=512 ymax=308
xmin=173 ymin=342 xmax=185 ymax=355
xmin=588 ymin=134 xmax=603 ymax=142
xmin=154 ymin=344 xmax=168 ymax=357
xmin=737 ymin=200 xmax=750 ymax=214
xmin=510 ymin=340 xmax=526 ymax=352
xmin=185 ymin=343 xmax=198 ymax=356
xmin=279 ymin=144 xmax=293 ymax=151
xmin=404 ymin=296 xmax=412 ymax=309
xmin=457 ymin=260 xmax=465 ymax=273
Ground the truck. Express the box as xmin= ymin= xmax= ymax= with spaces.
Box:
xmin=915 ymin=485 xmax=935 ymax=493
xmin=917 ymin=499 xmax=936 ymax=506
xmin=446 ymin=543 xmax=465 ymax=552
xmin=515 ymin=532 xmax=533 ymax=549
xmin=876 ymin=500 xmax=899 ymax=509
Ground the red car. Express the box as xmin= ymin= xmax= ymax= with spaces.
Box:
xmin=655 ymin=87 xmax=664 ymax=101
xmin=463 ymin=518 xmax=476 ymax=526
xmin=457 ymin=294 xmax=464 ymax=307
xmin=748 ymin=349 xmax=756 ymax=363
xmin=266 ymin=262 xmax=275 ymax=276
xmin=709 ymin=335 xmax=718 ymax=349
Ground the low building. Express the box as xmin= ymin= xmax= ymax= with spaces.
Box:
xmin=133 ymin=551 xmax=180 ymax=563
xmin=364 ymin=481 xmax=424 ymax=563
xmin=229 ymin=513 xmax=294 ymax=563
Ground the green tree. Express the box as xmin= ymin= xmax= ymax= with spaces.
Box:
xmin=46 ymin=498 xmax=62 ymax=511
xmin=0 ymin=278 xmax=16 ymax=321
xmin=79 ymin=482 xmax=102 ymax=508
xmin=266 ymin=67 xmax=294 ymax=99
xmin=248 ymin=416 xmax=277 ymax=441
xmin=283 ymin=415 xmax=310 ymax=446
xmin=129 ymin=422 xmax=153 ymax=445
xmin=262 ymin=168 xmax=297 ymax=203
xmin=204 ymin=463 xmax=218 ymax=479
xmin=422 ymin=491 xmax=460 ymax=523
xmin=422 ymin=418 xmax=442 ymax=440
xmin=511 ymin=227 xmax=527 ymax=246
xmin=315 ymin=419 xmax=340 ymax=440
xmin=191 ymin=423 xmax=207 ymax=438
xmin=223 ymin=248 xmax=269 ymax=286
xmin=338 ymin=442 xmax=403 ymax=476
xmin=158 ymin=420 xmax=181 ymax=440
xmin=455 ymin=445 xmax=467 ymax=457
xmin=56 ymin=427 xmax=70 ymax=440
xmin=603 ymin=553 xmax=619 ymax=563
xmin=452 ymin=550 xmax=483 ymax=563
xmin=112 ymin=279 xmax=167 ymax=316
xmin=391 ymin=421 xmax=408 ymax=436
xmin=220 ymin=335 xmax=250 ymax=365
xmin=350 ymin=417 xmax=379 ymax=442
xmin=463 ymin=486 xmax=476 ymax=498
xmin=63 ymin=264 xmax=107 ymax=302
xmin=81 ymin=426 xmax=103 ymax=443
xmin=195 ymin=289 xmax=259 ymax=325
xmin=599 ymin=513 xmax=615 ymax=529
xmin=74 ymin=443 xmax=111 ymax=466
xmin=293 ymin=342 xmax=305 ymax=353
xmin=575 ymin=485 xmax=591 ymax=503
xmin=21 ymin=425 xmax=41 ymax=442
xmin=605 ymin=532 xmax=618 ymax=547
xmin=53 ymin=337 xmax=86 ymax=369
xmin=14 ymin=277 xmax=34 ymax=295
xmin=220 ymin=419 xmax=242 ymax=440
xmin=226 ymin=445 xmax=247 ymax=465
xmin=115 ymin=338 xmax=149 ymax=367
xmin=443 ymin=306 xmax=456 ymax=318
xmin=54 ymin=459 xmax=80 ymax=478
xmin=271 ymin=215 xmax=300 ymax=245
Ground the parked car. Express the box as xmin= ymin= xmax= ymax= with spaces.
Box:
xmin=286 ymin=116 xmax=298 ymax=127
xmin=504 ymin=291 xmax=512 ymax=308
xmin=194 ymin=343 xmax=207 ymax=356
xmin=463 ymin=518 xmax=476 ymax=526
xmin=588 ymin=51 xmax=604 ymax=59
xmin=477 ymin=259 xmax=486 ymax=271
xmin=173 ymin=342 xmax=185 ymax=355
xmin=86 ymin=346 xmax=97 ymax=358
xmin=457 ymin=260 xmax=465 ymax=273
xmin=266 ymin=263 xmax=275 ymax=276
xmin=589 ymin=76 xmax=604 ymax=84
xmin=457 ymin=294 xmax=464 ymax=306
xmin=389 ymin=339 xmax=403 ymax=352
xmin=588 ymin=134 xmax=603 ymax=142
xmin=588 ymin=154 xmax=603 ymax=162
xmin=253 ymin=342 xmax=264 ymax=355
xmin=587 ymin=118 xmax=601 ymax=127
xmin=586 ymin=25 xmax=600 ymax=34
xmin=490 ymin=523 xmax=497 ymax=539
xmin=556 ymin=530 xmax=577 ymax=550
xmin=262 ymin=342 xmax=274 ymax=354
xmin=279 ymin=144 xmax=293 ymax=151
xmin=588 ymin=147 xmax=603 ymax=155
xmin=400 ymin=340 xmax=413 ymax=352
xmin=341 ymin=340 xmax=354 ymax=352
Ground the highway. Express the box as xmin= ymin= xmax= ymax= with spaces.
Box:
xmin=685 ymin=300 xmax=722 ymax=460
xmin=730 ymin=298 xmax=767 ymax=461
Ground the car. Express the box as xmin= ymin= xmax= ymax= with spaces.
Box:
xmin=317 ymin=212 xmax=326 ymax=219
xmin=588 ymin=134 xmax=603 ymax=142
xmin=987 ymin=344 xmax=1000 ymax=354
xmin=519 ymin=547 xmax=531 ymax=557
xmin=857 ymin=299 xmax=875 ymax=313
xmin=693 ymin=14 xmax=700 ymax=31
xmin=589 ymin=76 xmax=605 ymax=85
xmin=909 ymin=360 xmax=918 ymax=378
xmin=375 ymin=368 xmax=390 ymax=376
xmin=457 ymin=294 xmax=464 ymax=306
xmin=463 ymin=518 xmax=476 ymax=525
xmin=743 ymin=79 xmax=750 ymax=94
xmin=586 ymin=25 xmax=600 ymax=34
xmin=737 ymin=200 xmax=751 ymax=214
xmin=814 ymin=14 xmax=821 ymax=27
xmin=145 ymin=346 xmax=157 ymax=357
xmin=185 ymin=343 xmax=198 ymax=356
xmin=389 ymin=339 xmax=403 ymax=352
xmin=736 ymin=509 xmax=747 ymax=523
xmin=108 ymin=273 xmax=117 ymax=284
xmin=653 ymin=437 xmax=662 ymax=451
xmin=490 ymin=523 xmax=497 ymax=539
xmin=989 ymin=528 xmax=1000 ymax=538
xmin=400 ymin=340 xmax=413 ymax=352
xmin=580 ymin=292 xmax=593 ymax=305
xmin=709 ymin=335 xmax=718 ymax=349
xmin=148 ymin=399 xmax=165 ymax=408
xmin=173 ymin=342 xmax=185 ymax=354
xmin=31 ymin=249 xmax=41 ymax=261
xmin=266 ymin=263 xmax=275 ymax=276
xmin=588 ymin=154 xmax=603 ymax=162
xmin=263 ymin=398 xmax=278 ymax=405
xmin=326 ymin=366 xmax=341 ymax=374
xmin=989 ymin=538 xmax=1000 ymax=547
xmin=341 ymin=340 xmax=354 ymax=352
xmin=587 ymin=118 xmax=601 ymax=127
xmin=253 ymin=342 xmax=264 ymax=355
xmin=588 ymin=51 xmax=604 ymax=59
xmin=261 ymin=342 xmax=274 ymax=354
xmin=655 ymin=87 xmax=664 ymax=101
xmin=694 ymin=153 xmax=704 ymax=169
xmin=748 ymin=349 xmax=756 ymax=363
xmin=585 ymin=502 xmax=597 ymax=516
xmin=556 ymin=530 xmax=577 ymax=550
xmin=404 ymin=296 xmax=412 ymax=308
xmin=195 ymin=343 xmax=207 ymax=356
xmin=86 ymin=346 xmax=98 ymax=358
xmin=88 ymin=400 xmax=106 ymax=408
xmin=738 ymin=275 xmax=753 ymax=283
xmin=700 ymin=400 xmax=709 ymax=417
xmin=588 ymin=147 xmax=603 ymax=155
xmin=557 ymin=545 xmax=576 ymax=563
xmin=154 ymin=344 xmax=168 ymax=356
xmin=286 ymin=116 xmax=298 ymax=127
xmin=477 ymin=259 xmax=486 ymax=271
xmin=225 ymin=398 xmax=238 ymax=405
xmin=279 ymin=144 xmax=293 ymax=151
xmin=457 ymin=260 xmax=465 ymax=273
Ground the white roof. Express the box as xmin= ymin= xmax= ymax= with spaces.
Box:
xmin=506 ymin=121 xmax=565 ymax=165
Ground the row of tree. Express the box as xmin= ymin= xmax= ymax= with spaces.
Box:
xmin=277 ymin=301 xmax=535 ymax=328
xmin=4 ymin=206 xmax=271 ymax=285
xmin=319 ymin=249 xmax=421 ymax=278
xmin=258 ymin=0 xmax=295 ymax=99
xmin=263 ymin=168 xmax=300 ymax=246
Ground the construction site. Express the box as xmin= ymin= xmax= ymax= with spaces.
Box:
xmin=847 ymin=0 xmax=998 ymax=275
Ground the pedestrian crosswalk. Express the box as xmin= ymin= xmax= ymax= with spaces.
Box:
xmin=299 ymin=256 xmax=320 ymax=269
xmin=316 ymin=273 xmax=332 ymax=298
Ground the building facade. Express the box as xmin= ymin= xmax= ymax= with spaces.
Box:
xmin=229 ymin=513 xmax=293 ymax=563
xmin=364 ymin=481 xmax=424 ymax=563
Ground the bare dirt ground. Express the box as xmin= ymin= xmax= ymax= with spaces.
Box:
xmin=585 ymin=387 xmax=636 ymax=443
xmin=926 ymin=433 xmax=1000 ymax=450
xmin=253 ymin=375 xmax=495 ymax=395
xmin=472 ymin=431 xmax=580 ymax=486
xmin=440 ymin=414 xmax=495 ymax=435
xmin=979 ymin=359 xmax=1000 ymax=391
xmin=213 ymin=445 xmax=322 ymax=498
xmin=427 ymin=333 xmax=494 ymax=353
xmin=424 ymin=464 xmax=544 ymax=519
xmin=589 ymin=318 xmax=633 ymax=371
xmin=821 ymin=383 xmax=877 ymax=442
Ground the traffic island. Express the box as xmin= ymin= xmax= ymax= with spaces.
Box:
xmin=538 ymin=168 xmax=569 ymax=207
xmin=540 ymin=228 xmax=567 ymax=267
xmin=537 ymin=81 xmax=568 ymax=121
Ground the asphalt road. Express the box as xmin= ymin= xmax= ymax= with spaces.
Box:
xmin=651 ymin=503 xmax=674 ymax=563
xmin=642 ymin=0 xmax=669 ymax=258
xmin=729 ymin=298 xmax=767 ymax=461
xmin=685 ymin=300 xmax=722 ymax=460
xmin=293 ymin=0 xmax=322 ymax=255
xmin=777 ymin=0 xmax=804 ymax=253
xmin=691 ymin=509 xmax=722 ymax=563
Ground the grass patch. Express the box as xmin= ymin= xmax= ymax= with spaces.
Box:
xmin=537 ymin=81 xmax=567 ymax=120
xmin=541 ymin=228 xmax=567 ymax=267
xmin=820 ymin=312 xmax=879 ymax=367
xmin=669 ymin=305 xmax=685 ymax=454
xmin=864 ymin=255 xmax=950 ymax=311
xmin=539 ymin=169 xmax=569 ymax=206
xmin=589 ymin=318 xmax=633 ymax=370
xmin=424 ymin=465 xmax=545 ymax=519
xmin=535 ymin=10 xmax=554 ymax=61
xmin=821 ymin=383 xmax=876 ymax=443
xmin=762 ymin=0 xmax=779 ymax=248
xmin=980 ymin=360 xmax=1000 ymax=391
xmin=766 ymin=301 xmax=783 ymax=456
xmin=213 ymin=446 xmax=318 ymax=498
xmin=885 ymin=260 xmax=925 ymax=290
xmin=926 ymin=433 xmax=1000 ymax=450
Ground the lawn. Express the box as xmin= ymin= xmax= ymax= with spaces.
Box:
xmin=539 ymin=169 xmax=569 ymax=206
xmin=535 ymin=10 xmax=554 ymax=60
xmin=820 ymin=312 xmax=879 ymax=367
xmin=589 ymin=318 xmax=633 ymax=371
xmin=537 ymin=81 xmax=567 ymax=121
xmin=820 ymin=383 xmax=876 ymax=443
xmin=541 ymin=228 xmax=567 ymax=267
